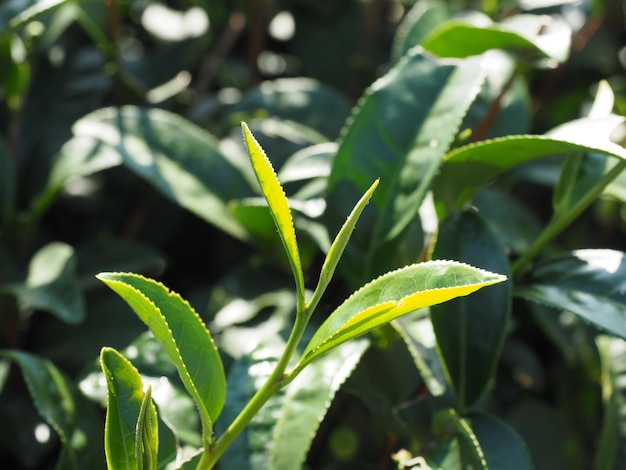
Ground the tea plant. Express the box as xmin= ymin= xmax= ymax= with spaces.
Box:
xmin=1 ymin=0 xmax=626 ymax=469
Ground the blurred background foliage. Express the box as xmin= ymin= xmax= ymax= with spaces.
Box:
xmin=1 ymin=0 xmax=626 ymax=469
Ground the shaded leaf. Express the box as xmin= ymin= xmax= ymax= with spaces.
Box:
xmin=225 ymin=78 xmax=352 ymax=140
xmin=2 ymin=242 xmax=85 ymax=323
xmin=136 ymin=387 xmax=158 ymax=470
xmin=516 ymin=249 xmax=626 ymax=340
xmin=470 ymin=412 xmax=533 ymax=470
xmin=594 ymin=335 xmax=626 ymax=470
xmin=325 ymin=49 xmax=485 ymax=287
xmin=0 ymin=0 xmax=70 ymax=31
xmin=393 ymin=311 xmax=447 ymax=397
xmin=0 ymin=136 xmax=14 ymax=230
xmin=431 ymin=210 xmax=511 ymax=409
xmin=431 ymin=408 xmax=487 ymax=469
xmin=391 ymin=0 xmax=449 ymax=62
xmin=300 ymin=260 xmax=506 ymax=369
xmin=97 ymin=272 xmax=225 ymax=441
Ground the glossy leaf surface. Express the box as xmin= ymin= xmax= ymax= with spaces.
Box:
xmin=423 ymin=14 xmax=571 ymax=62
xmin=434 ymin=115 xmax=626 ymax=217
xmin=97 ymin=272 xmax=225 ymax=440
xmin=40 ymin=107 xmax=253 ymax=239
xmin=100 ymin=347 xmax=144 ymax=470
xmin=516 ymin=250 xmax=626 ymax=340
xmin=3 ymin=242 xmax=85 ymax=323
xmin=325 ymin=49 xmax=485 ymax=287
xmin=241 ymin=122 xmax=305 ymax=302
xmin=431 ymin=210 xmax=511 ymax=409
xmin=301 ymin=260 xmax=506 ymax=368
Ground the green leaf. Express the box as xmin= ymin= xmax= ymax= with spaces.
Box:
xmin=96 ymin=272 xmax=226 ymax=442
xmin=0 ymin=350 xmax=78 ymax=467
xmin=594 ymin=335 xmax=626 ymax=470
xmin=431 ymin=408 xmax=487 ymax=469
xmin=100 ymin=347 xmax=145 ymax=470
xmin=225 ymin=78 xmax=352 ymax=140
xmin=241 ymin=122 xmax=305 ymax=305
xmin=2 ymin=242 xmax=85 ymax=323
xmin=219 ymin=338 xmax=369 ymax=470
xmin=422 ymin=14 xmax=571 ymax=62
xmin=270 ymin=339 xmax=369 ymax=469
xmin=516 ymin=249 xmax=626 ymax=340
xmin=307 ymin=179 xmax=379 ymax=312
xmin=39 ymin=107 xmax=253 ymax=239
xmin=391 ymin=0 xmax=449 ymax=62
xmin=434 ymin=115 xmax=626 ymax=217
xmin=300 ymin=260 xmax=506 ymax=369
xmin=470 ymin=413 xmax=533 ymax=470
xmin=393 ymin=311 xmax=447 ymax=397
xmin=136 ymin=387 xmax=158 ymax=470
xmin=325 ymin=49 xmax=485 ymax=287
xmin=431 ymin=210 xmax=511 ymax=409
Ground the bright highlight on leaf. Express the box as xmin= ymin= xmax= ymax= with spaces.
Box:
xmin=299 ymin=261 xmax=506 ymax=368
xmin=96 ymin=272 xmax=225 ymax=443
xmin=241 ymin=122 xmax=305 ymax=306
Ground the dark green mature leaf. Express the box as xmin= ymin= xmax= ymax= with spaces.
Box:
xmin=391 ymin=0 xmax=449 ymax=62
xmin=100 ymin=347 xmax=145 ymax=470
xmin=0 ymin=350 xmax=104 ymax=469
xmin=325 ymin=49 xmax=485 ymax=287
xmin=422 ymin=14 xmax=571 ymax=62
xmin=300 ymin=260 xmax=506 ymax=369
xmin=97 ymin=273 xmax=226 ymax=442
xmin=516 ymin=250 xmax=626 ymax=340
xmin=431 ymin=408 xmax=487 ymax=469
xmin=40 ymin=107 xmax=253 ymax=239
xmin=434 ymin=115 xmax=626 ymax=217
xmin=2 ymin=242 xmax=85 ymax=323
xmin=225 ymin=78 xmax=352 ymax=140
xmin=594 ymin=336 xmax=626 ymax=470
xmin=470 ymin=413 xmax=533 ymax=470
xmin=431 ymin=210 xmax=511 ymax=410
xmin=393 ymin=312 xmax=447 ymax=397
xmin=219 ymin=338 xmax=369 ymax=470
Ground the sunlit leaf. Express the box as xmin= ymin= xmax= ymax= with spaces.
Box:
xmin=300 ymin=261 xmax=506 ymax=368
xmin=97 ymin=272 xmax=226 ymax=442
xmin=326 ymin=49 xmax=485 ymax=287
xmin=242 ymin=122 xmax=305 ymax=304
xmin=391 ymin=0 xmax=449 ymax=62
xmin=434 ymin=115 xmax=626 ymax=217
xmin=100 ymin=347 xmax=144 ymax=470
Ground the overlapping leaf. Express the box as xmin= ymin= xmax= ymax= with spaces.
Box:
xmin=516 ymin=249 xmax=626 ymax=340
xmin=100 ymin=347 xmax=146 ymax=470
xmin=300 ymin=260 xmax=506 ymax=368
xmin=96 ymin=272 xmax=225 ymax=441
xmin=37 ymin=107 xmax=253 ymax=239
xmin=431 ymin=210 xmax=511 ymax=410
xmin=434 ymin=115 xmax=626 ymax=217
xmin=325 ymin=49 xmax=485 ymax=287
xmin=2 ymin=242 xmax=85 ymax=323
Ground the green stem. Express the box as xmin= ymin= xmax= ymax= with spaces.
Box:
xmin=199 ymin=305 xmax=311 ymax=469
xmin=512 ymin=159 xmax=626 ymax=277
